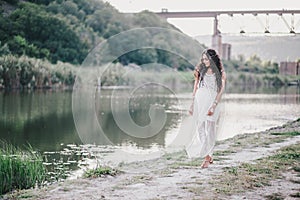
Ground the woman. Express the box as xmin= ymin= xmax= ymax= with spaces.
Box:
xmin=187 ymin=49 xmax=226 ymax=168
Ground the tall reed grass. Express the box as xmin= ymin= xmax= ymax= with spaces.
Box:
xmin=0 ymin=141 xmax=46 ymax=195
xmin=0 ymin=55 xmax=76 ymax=89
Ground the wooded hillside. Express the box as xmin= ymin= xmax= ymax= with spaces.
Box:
xmin=0 ymin=0 xmax=202 ymax=68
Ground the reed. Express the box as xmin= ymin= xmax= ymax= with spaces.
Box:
xmin=0 ymin=141 xmax=46 ymax=195
xmin=0 ymin=55 xmax=76 ymax=90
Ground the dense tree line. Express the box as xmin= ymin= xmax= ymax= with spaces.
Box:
xmin=223 ymin=54 xmax=279 ymax=74
xmin=1 ymin=1 xmax=87 ymax=64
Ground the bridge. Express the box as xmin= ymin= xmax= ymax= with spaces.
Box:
xmin=154 ymin=9 xmax=300 ymax=59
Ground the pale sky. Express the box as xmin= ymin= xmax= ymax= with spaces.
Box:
xmin=104 ymin=0 xmax=300 ymax=36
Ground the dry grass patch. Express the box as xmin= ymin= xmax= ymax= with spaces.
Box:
xmin=187 ymin=142 xmax=300 ymax=196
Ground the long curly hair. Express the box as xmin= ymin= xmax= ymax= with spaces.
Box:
xmin=194 ymin=49 xmax=223 ymax=92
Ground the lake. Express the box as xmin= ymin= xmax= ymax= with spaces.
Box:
xmin=0 ymin=85 xmax=299 ymax=176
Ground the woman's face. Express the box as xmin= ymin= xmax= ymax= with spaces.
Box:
xmin=202 ymin=54 xmax=210 ymax=67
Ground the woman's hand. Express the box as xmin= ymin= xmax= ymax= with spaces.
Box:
xmin=194 ymin=68 xmax=200 ymax=79
xmin=189 ymin=102 xmax=194 ymax=115
xmin=207 ymin=104 xmax=216 ymax=116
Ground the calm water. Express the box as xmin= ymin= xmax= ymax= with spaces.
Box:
xmin=0 ymin=86 xmax=299 ymax=173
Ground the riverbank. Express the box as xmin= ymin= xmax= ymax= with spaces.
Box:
xmin=2 ymin=118 xmax=300 ymax=200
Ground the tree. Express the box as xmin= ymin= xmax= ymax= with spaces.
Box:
xmin=0 ymin=42 xmax=10 ymax=56
xmin=8 ymin=2 xmax=88 ymax=64
xmin=237 ymin=54 xmax=245 ymax=63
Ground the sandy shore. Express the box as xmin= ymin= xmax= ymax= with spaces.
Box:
xmin=3 ymin=118 xmax=300 ymax=200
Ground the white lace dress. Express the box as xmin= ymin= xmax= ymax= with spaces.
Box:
xmin=186 ymin=73 xmax=220 ymax=158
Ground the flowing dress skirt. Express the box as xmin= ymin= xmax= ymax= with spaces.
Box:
xmin=186 ymin=82 xmax=220 ymax=158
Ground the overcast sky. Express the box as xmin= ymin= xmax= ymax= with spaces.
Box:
xmin=104 ymin=0 xmax=300 ymax=36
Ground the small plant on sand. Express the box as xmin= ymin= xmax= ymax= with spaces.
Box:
xmin=83 ymin=165 xmax=119 ymax=178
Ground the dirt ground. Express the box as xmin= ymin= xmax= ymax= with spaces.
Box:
xmin=2 ymin=119 xmax=300 ymax=200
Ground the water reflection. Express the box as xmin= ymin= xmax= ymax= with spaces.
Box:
xmin=0 ymin=87 xmax=299 ymax=151
xmin=95 ymin=88 xmax=182 ymax=149
xmin=0 ymin=91 xmax=81 ymax=152
xmin=0 ymin=85 xmax=299 ymax=174
xmin=0 ymin=89 xmax=182 ymax=151
xmin=0 ymin=91 xmax=83 ymax=179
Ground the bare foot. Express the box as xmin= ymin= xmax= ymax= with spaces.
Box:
xmin=201 ymin=155 xmax=213 ymax=168
xmin=200 ymin=159 xmax=210 ymax=168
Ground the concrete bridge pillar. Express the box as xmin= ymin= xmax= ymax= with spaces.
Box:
xmin=211 ymin=16 xmax=222 ymax=57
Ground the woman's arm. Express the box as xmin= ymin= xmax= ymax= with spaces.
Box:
xmin=192 ymin=78 xmax=199 ymax=97
xmin=189 ymin=71 xmax=199 ymax=115
xmin=192 ymin=67 xmax=200 ymax=97
xmin=214 ymin=71 xmax=226 ymax=105
xmin=207 ymin=71 xmax=226 ymax=116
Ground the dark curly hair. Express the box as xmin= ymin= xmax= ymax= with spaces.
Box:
xmin=194 ymin=49 xmax=223 ymax=92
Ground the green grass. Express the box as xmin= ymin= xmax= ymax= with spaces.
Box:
xmin=290 ymin=192 xmax=300 ymax=198
xmin=83 ymin=166 xmax=119 ymax=178
xmin=170 ymin=159 xmax=200 ymax=169
xmin=293 ymin=166 xmax=300 ymax=172
xmin=265 ymin=193 xmax=284 ymax=200
xmin=270 ymin=131 xmax=300 ymax=136
xmin=213 ymin=149 xmax=237 ymax=156
xmin=188 ymin=143 xmax=300 ymax=196
xmin=183 ymin=120 xmax=300 ymax=196
xmin=0 ymin=141 xmax=46 ymax=195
